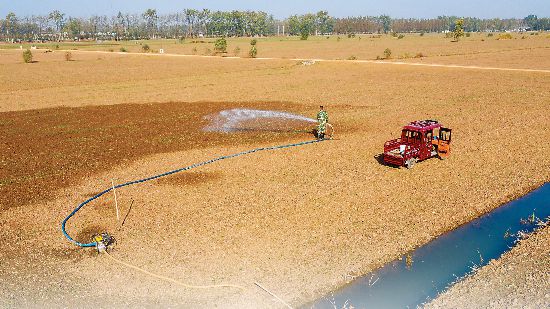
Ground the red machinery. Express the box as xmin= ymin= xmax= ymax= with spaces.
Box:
xmin=383 ymin=120 xmax=452 ymax=168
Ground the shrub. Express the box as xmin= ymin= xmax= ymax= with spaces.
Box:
xmin=453 ymin=19 xmax=465 ymax=41
xmin=249 ymin=39 xmax=257 ymax=58
xmin=420 ymin=32 xmax=425 ymax=36
xmin=64 ymin=51 xmax=72 ymax=61
xmin=22 ymin=49 xmax=33 ymax=63
xmin=54 ymin=44 xmax=60 ymax=50
xmin=487 ymin=33 xmax=494 ymax=37
xmin=376 ymin=55 xmax=382 ymax=60
xmin=214 ymin=37 xmax=227 ymax=54
xmin=233 ymin=46 xmax=241 ymax=56
xmin=249 ymin=45 xmax=257 ymax=58
xmin=347 ymin=55 xmax=357 ymax=60
xmin=415 ymin=52 xmax=425 ymax=58
xmin=178 ymin=37 xmax=185 ymax=44
xmin=119 ymin=47 xmax=127 ymax=52
xmin=192 ymin=47 xmax=197 ymax=54
xmin=141 ymin=44 xmax=150 ymax=52
xmin=398 ymin=34 xmax=405 ymax=39
xmin=204 ymin=47 xmax=212 ymax=55
xmin=383 ymin=48 xmax=392 ymax=59
xmin=108 ymin=48 xmax=114 ymax=52
xmin=498 ymin=33 xmax=513 ymax=40
xmin=347 ymin=33 xmax=356 ymax=38
xmin=337 ymin=36 xmax=341 ymax=42
xmin=465 ymin=32 xmax=471 ymax=37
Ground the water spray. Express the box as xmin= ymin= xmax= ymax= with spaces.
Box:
xmin=204 ymin=108 xmax=317 ymax=132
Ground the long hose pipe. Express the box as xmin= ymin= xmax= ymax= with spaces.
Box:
xmin=61 ymin=138 xmax=328 ymax=247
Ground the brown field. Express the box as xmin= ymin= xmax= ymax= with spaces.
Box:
xmin=2 ymin=32 xmax=550 ymax=70
xmin=0 ymin=36 xmax=549 ymax=308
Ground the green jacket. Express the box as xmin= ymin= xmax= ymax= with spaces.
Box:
xmin=317 ymin=110 xmax=328 ymax=123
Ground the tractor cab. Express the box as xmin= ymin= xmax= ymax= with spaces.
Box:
xmin=384 ymin=120 xmax=452 ymax=168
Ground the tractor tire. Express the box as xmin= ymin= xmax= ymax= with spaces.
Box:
xmin=405 ymin=158 xmax=417 ymax=169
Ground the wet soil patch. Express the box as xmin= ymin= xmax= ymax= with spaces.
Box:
xmin=0 ymin=101 xmax=320 ymax=210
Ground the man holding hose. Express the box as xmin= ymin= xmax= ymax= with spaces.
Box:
xmin=317 ymin=105 xmax=329 ymax=139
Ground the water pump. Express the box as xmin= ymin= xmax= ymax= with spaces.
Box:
xmin=92 ymin=232 xmax=115 ymax=253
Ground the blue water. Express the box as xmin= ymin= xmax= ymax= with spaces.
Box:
xmin=309 ymin=183 xmax=550 ymax=309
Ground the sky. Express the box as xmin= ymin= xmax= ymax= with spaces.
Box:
xmin=1 ymin=0 xmax=549 ymax=19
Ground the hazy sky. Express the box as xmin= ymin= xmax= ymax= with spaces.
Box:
xmin=1 ymin=0 xmax=549 ymax=19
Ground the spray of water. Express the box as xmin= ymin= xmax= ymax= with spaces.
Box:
xmin=204 ymin=108 xmax=316 ymax=132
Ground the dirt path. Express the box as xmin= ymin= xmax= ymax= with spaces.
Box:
xmin=64 ymin=49 xmax=550 ymax=74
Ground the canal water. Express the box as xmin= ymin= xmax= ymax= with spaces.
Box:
xmin=309 ymin=183 xmax=550 ymax=308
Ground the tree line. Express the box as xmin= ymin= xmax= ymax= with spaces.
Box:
xmin=335 ymin=15 xmax=550 ymax=34
xmin=1 ymin=9 xmax=549 ymax=42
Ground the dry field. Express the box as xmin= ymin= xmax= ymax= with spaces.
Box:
xmin=0 ymin=36 xmax=549 ymax=308
xmin=3 ymin=32 xmax=550 ymax=69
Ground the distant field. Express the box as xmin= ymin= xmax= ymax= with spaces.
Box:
xmin=0 ymin=35 xmax=549 ymax=307
xmin=1 ymin=32 xmax=550 ymax=69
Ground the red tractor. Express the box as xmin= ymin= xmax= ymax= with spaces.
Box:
xmin=383 ymin=120 xmax=452 ymax=168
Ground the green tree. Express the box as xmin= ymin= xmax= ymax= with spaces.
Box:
xmin=453 ymin=18 xmax=465 ymax=41
xmin=183 ymin=9 xmax=199 ymax=37
xmin=287 ymin=15 xmax=301 ymax=35
xmin=299 ymin=14 xmax=316 ymax=40
xmin=4 ymin=12 xmax=18 ymax=40
xmin=64 ymin=18 xmax=81 ymax=39
xmin=379 ymin=15 xmax=392 ymax=33
xmin=524 ymin=15 xmax=539 ymax=30
xmin=143 ymin=9 xmax=158 ymax=39
xmin=48 ymin=10 xmax=65 ymax=40
xmin=198 ymin=9 xmax=211 ymax=36
xmin=316 ymin=11 xmax=334 ymax=35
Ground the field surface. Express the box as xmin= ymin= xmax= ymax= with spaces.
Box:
xmin=1 ymin=35 xmax=549 ymax=308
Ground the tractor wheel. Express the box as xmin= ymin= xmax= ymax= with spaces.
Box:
xmin=405 ymin=158 xmax=417 ymax=169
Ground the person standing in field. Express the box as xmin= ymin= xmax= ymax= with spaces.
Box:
xmin=317 ymin=105 xmax=329 ymax=139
